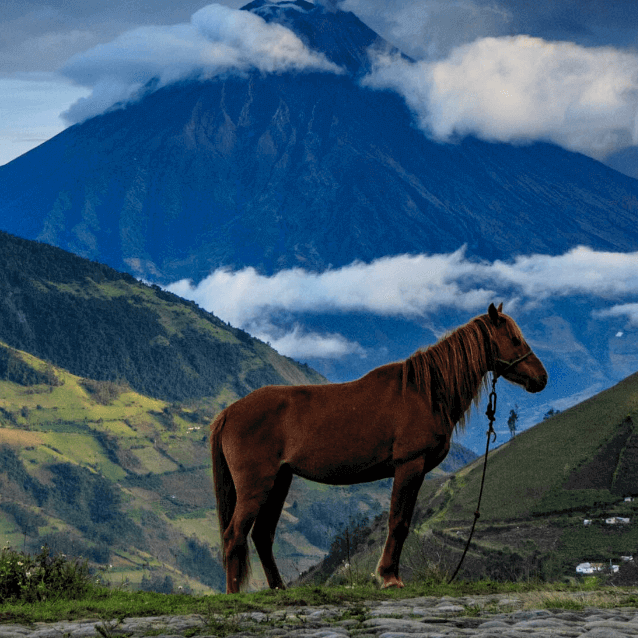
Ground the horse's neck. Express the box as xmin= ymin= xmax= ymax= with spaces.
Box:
xmin=445 ymin=369 xmax=487 ymax=425
xmin=438 ymin=327 xmax=491 ymax=428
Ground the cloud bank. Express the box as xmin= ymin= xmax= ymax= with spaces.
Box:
xmin=167 ymin=246 xmax=638 ymax=358
xmin=61 ymin=3 xmax=342 ymax=123
xmin=364 ymin=36 xmax=638 ymax=159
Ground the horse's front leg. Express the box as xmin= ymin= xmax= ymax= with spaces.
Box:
xmin=377 ymin=457 xmax=427 ymax=588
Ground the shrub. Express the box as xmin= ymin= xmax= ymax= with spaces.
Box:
xmin=82 ymin=379 xmax=123 ymax=405
xmin=0 ymin=545 xmax=92 ymax=603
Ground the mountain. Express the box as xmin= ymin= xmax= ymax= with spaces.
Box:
xmin=1 ymin=2 xmax=638 ymax=281
xmin=1 ymin=0 xmax=638 ymax=452
xmin=303 ymin=370 xmax=638 ymax=585
xmin=0 ymin=230 xmax=324 ymax=404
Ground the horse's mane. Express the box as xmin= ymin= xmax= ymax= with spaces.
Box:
xmin=402 ymin=316 xmax=499 ymax=432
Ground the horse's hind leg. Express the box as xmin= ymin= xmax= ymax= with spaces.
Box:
xmin=224 ymin=470 xmax=279 ymax=593
xmin=224 ymin=497 xmax=262 ymax=593
xmin=252 ymin=465 xmax=293 ymax=590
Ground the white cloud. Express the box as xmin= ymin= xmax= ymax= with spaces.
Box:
xmin=167 ymin=246 xmax=638 ymax=359
xmin=166 ymin=248 xmax=495 ymax=327
xmin=594 ymin=303 xmax=638 ymax=327
xmin=254 ymin=324 xmax=365 ymax=359
xmin=363 ymin=35 xmax=638 ymax=159
xmin=60 ymin=3 xmax=342 ymax=123
xmin=479 ymin=247 xmax=638 ymax=298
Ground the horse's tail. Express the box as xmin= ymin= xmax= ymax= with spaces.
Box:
xmin=210 ymin=410 xmax=235 ymax=568
xmin=210 ymin=409 xmax=251 ymax=590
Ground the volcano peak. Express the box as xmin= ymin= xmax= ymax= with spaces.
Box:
xmin=241 ymin=0 xmax=399 ymax=76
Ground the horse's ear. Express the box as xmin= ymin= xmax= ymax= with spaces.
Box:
xmin=497 ymin=302 xmax=503 ymax=312
xmin=488 ymin=303 xmax=500 ymax=326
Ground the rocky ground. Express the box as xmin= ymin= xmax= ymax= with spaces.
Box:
xmin=3 ymin=591 xmax=638 ymax=637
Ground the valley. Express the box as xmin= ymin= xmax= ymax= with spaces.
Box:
xmin=0 ymin=339 xmax=473 ymax=592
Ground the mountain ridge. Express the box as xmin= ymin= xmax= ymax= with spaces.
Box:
xmin=0 ymin=229 xmax=325 ymax=403
xmin=0 ymin=231 xmax=477 ymax=591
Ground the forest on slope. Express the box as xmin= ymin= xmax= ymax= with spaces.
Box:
xmin=0 ymin=230 xmax=324 ymax=404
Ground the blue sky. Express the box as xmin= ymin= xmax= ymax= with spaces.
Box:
xmin=2 ymin=0 xmax=638 ymax=165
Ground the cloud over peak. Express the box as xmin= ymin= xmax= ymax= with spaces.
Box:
xmin=364 ymin=35 xmax=638 ymax=159
xmin=57 ymin=2 xmax=638 ymax=161
xmin=61 ymin=3 xmax=342 ymax=123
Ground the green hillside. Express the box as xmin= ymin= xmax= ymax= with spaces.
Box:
xmin=0 ymin=340 xmax=476 ymax=592
xmin=306 ymin=372 xmax=638 ymax=585
xmin=0 ymin=230 xmax=324 ymax=403
xmin=0 ymin=343 xmax=378 ymax=591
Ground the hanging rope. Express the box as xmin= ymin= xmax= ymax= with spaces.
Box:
xmin=447 ymin=374 xmax=498 ymax=584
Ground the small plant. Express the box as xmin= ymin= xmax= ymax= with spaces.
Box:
xmin=0 ymin=544 xmax=92 ymax=603
xmin=401 ymin=529 xmax=452 ymax=585
xmin=94 ymin=618 xmax=128 ymax=638
xmin=462 ymin=604 xmax=482 ymax=617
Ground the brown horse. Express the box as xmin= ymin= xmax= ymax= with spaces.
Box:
xmin=211 ymin=303 xmax=547 ymax=593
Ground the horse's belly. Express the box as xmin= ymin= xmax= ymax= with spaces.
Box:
xmin=290 ymin=459 xmax=395 ymax=485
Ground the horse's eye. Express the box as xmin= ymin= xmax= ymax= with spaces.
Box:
xmin=512 ymin=337 xmax=521 ymax=347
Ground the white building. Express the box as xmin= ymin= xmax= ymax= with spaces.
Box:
xmin=576 ymin=562 xmax=619 ymax=574
xmin=576 ymin=562 xmax=603 ymax=574
xmin=605 ymin=517 xmax=630 ymax=525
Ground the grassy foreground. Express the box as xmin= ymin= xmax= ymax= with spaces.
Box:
xmin=3 ymin=579 xmax=638 ymax=625
xmin=3 ymin=547 xmax=638 ymax=626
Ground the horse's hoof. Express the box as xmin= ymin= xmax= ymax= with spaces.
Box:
xmin=381 ymin=577 xmax=404 ymax=589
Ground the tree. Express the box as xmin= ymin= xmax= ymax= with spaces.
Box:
xmin=507 ymin=405 xmax=519 ymax=438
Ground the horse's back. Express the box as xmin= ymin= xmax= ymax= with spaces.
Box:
xmin=218 ymin=366 xmax=435 ymax=484
xmin=224 ymin=365 xmax=403 ymax=435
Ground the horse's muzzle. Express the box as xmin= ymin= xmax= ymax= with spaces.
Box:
xmin=526 ymin=375 xmax=548 ymax=393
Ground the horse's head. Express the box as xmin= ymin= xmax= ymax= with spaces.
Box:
xmin=486 ymin=303 xmax=548 ymax=393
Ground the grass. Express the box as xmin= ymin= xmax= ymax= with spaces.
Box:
xmin=1 ymin=549 xmax=637 ymax=626
xmin=0 ymin=545 xmax=91 ymax=605
xmin=3 ymin=580 xmax=638 ymax=626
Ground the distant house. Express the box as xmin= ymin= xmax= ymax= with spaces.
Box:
xmin=622 ymin=556 xmax=634 ymax=562
xmin=583 ymin=519 xmax=592 ymax=526
xmin=606 ymin=517 xmax=630 ymax=525
xmin=576 ymin=562 xmax=619 ymax=574
xmin=625 ymin=497 xmax=634 ymax=502
xmin=576 ymin=562 xmax=603 ymax=574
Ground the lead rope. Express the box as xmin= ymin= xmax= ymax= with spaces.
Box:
xmin=447 ymin=374 xmax=498 ymax=584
